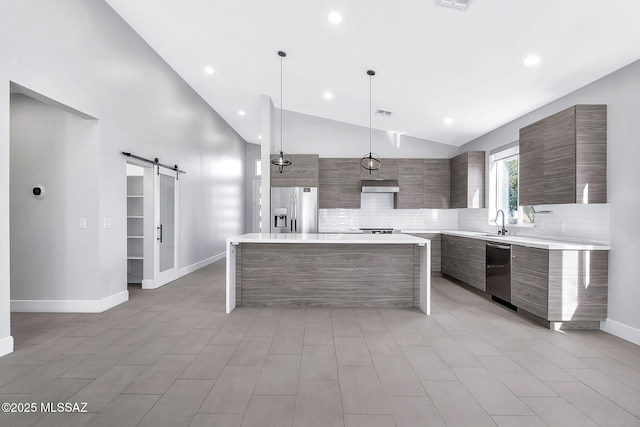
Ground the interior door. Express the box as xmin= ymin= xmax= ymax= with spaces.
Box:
xmin=155 ymin=167 xmax=179 ymax=286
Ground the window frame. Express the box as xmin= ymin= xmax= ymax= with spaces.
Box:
xmin=488 ymin=144 xmax=534 ymax=227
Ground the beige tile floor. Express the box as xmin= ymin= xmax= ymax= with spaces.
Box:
xmin=1 ymin=260 xmax=639 ymax=426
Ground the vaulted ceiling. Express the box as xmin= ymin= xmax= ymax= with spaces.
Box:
xmin=105 ymin=0 xmax=640 ymax=146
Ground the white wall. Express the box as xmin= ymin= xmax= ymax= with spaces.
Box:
xmin=260 ymin=95 xmax=276 ymax=233
xmin=278 ymin=109 xmax=459 ymax=159
xmin=460 ymin=58 xmax=640 ymax=342
xmin=0 ymin=0 xmax=246 ymax=355
xmin=244 ymin=142 xmax=261 ymax=232
xmin=10 ymin=95 xmax=101 ymax=301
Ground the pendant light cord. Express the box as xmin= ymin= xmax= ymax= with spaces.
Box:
xmin=280 ymin=53 xmax=284 ymax=153
xmin=369 ymin=73 xmax=372 ymax=155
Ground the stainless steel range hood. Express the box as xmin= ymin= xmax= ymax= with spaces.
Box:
xmin=361 ymin=179 xmax=400 ymax=193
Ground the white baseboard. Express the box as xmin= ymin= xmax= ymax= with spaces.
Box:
xmin=0 ymin=336 xmax=14 ymax=357
xmin=178 ymin=252 xmax=225 ymax=278
xmin=11 ymin=290 xmax=129 ymax=313
xmin=141 ymin=279 xmax=155 ymax=290
xmin=600 ymin=318 xmax=640 ymax=346
xmin=138 ymin=252 xmax=225 ymax=290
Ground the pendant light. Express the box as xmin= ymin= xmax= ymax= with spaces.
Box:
xmin=271 ymin=50 xmax=292 ymax=173
xmin=361 ymin=69 xmax=381 ymax=174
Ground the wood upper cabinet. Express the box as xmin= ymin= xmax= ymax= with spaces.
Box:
xmin=339 ymin=159 xmax=362 ymax=208
xmin=319 ymin=158 xmax=360 ymax=209
xmin=519 ymin=120 xmax=545 ymax=206
xmin=293 ymin=154 xmax=319 ymax=187
xmin=270 ymin=154 xmax=319 ymax=188
xmin=319 ymin=158 xmax=340 ymax=208
xmin=519 ymin=105 xmax=607 ymax=206
xmin=423 ymin=159 xmax=450 ymax=209
xmin=397 ymin=159 xmax=424 ymax=209
xmin=377 ymin=159 xmax=398 ymax=180
xmin=270 ymin=154 xmax=294 ymax=187
xmin=449 ymin=152 xmax=485 ymax=209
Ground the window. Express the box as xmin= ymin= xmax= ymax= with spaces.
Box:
xmin=255 ymin=160 xmax=262 ymax=176
xmin=489 ymin=145 xmax=533 ymax=225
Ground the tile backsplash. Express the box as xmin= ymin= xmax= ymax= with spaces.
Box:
xmin=319 ymin=193 xmax=609 ymax=244
xmin=319 ymin=193 xmax=458 ymax=231
xmin=458 ymin=203 xmax=610 ymax=244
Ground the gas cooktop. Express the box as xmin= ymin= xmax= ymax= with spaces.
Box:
xmin=359 ymin=228 xmax=399 ymax=234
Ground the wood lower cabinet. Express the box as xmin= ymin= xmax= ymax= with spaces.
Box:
xmin=464 ymin=238 xmax=486 ymax=292
xmin=449 ymin=152 xmax=485 ymax=209
xmin=518 ymin=104 xmax=607 ymax=206
xmin=440 ymin=234 xmax=609 ymax=328
xmin=511 ymin=246 xmax=549 ymax=319
xmin=511 ymin=245 xmax=608 ymax=324
xmin=441 ymin=235 xmax=457 ymax=279
xmin=441 ymin=235 xmax=485 ymax=291
xmin=410 ymin=233 xmax=441 ymax=275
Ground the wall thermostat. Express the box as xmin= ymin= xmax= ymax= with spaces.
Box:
xmin=32 ymin=185 xmax=46 ymax=198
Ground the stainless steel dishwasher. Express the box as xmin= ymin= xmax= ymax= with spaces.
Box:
xmin=486 ymin=242 xmax=511 ymax=303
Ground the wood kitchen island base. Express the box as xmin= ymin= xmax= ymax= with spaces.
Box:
xmin=226 ymin=234 xmax=430 ymax=314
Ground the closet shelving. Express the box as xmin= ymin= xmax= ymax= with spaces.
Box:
xmin=127 ymin=175 xmax=144 ymax=282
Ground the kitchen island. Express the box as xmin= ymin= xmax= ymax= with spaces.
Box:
xmin=226 ymin=233 xmax=430 ymax=314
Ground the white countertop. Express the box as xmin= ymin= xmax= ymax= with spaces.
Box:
xmin=440 ymin=230 xmax=610 ymax=251
xmin=228 ymin=233 xmax=429 ymax=245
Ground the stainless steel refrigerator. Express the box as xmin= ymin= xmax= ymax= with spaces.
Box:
xmin=271 ymin=187 xmax=318 ymax=233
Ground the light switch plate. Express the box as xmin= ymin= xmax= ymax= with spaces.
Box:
xmin=78 ymin=218 xmax=87 ymax=229
xmin=104 ymin=218 xmax=112 ymax=229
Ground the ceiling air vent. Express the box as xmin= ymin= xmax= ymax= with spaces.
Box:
xmin=436 ymin=0 xmax=473 ymax=11
xmin=375 ymin=109 xmax=393 ymax=118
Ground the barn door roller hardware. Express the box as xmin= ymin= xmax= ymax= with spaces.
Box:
xmin=121 ymin=152 xmax=186 ymax=179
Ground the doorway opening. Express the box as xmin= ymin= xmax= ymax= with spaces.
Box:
xmin=8 ymin=85 xmax=99 ymax=351
xmin=126 ymin=163 xmax=152 ymax=289
xmin=126 ymin=161 xmax=179 ymax=290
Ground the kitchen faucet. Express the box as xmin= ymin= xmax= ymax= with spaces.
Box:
xmin=494 ymin=209 xmax=508 ymax=236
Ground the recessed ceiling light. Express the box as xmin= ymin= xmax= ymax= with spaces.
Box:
xmin=443 ymin=117 xmax=454 ymax=125
xmin=238 ymin=110 xmax=246 ymax=116
xmin=323 ymin=92 xmax=334 ymax=100
xmin=523 ymin=55 xmax=541 ymax=67
xmin=204 ymin=66 xmax=215 ymax=75
xmin=258 ymin=135 xmax=262 ymax=140
xmin=327 ymin=11 xmax=342 ymax=24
